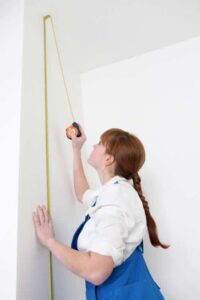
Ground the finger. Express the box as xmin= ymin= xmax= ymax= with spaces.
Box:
xmin=70 ymin=130 xmax=77 ymax=139
xmin=76 ymin=123 xmax=83 ymax=132
xmin=42 ymin=205 xmax=49 ymax=223
xmin=37 ymin=205 xmax=45 ymax=224
xmin=76 ymin=123 xmax=86 ymax=138
xmin=32 ymin=211 xmax=41 ymax=228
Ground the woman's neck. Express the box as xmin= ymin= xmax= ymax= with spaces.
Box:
xmin=98 ymin=172 xmax=116 ymax=185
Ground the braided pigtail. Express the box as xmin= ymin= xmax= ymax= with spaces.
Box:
xmin=132 ymin=173 xmax=170 ymax=249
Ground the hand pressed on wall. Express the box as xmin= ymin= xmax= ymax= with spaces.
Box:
xmin=32 ymin=205 xmax=55 ymax=247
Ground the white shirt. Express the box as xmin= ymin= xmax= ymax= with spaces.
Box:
xmin=77 ymin=175 xmax=147 ymax=268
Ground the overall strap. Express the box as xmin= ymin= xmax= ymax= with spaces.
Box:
xmin=137 ymin=240 xmax=144 ymax=253
xmin=70 ymin=200 xmax=97 ymax=250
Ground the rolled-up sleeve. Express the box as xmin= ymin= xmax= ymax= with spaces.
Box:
xmin=86 ymin=204 xmax=129 ymax=267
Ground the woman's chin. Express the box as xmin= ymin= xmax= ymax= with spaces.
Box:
xmin=87 ymin=158 xmax=94 ymax=168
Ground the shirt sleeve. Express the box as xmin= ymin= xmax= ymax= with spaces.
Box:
xmin=82 ymin=188 xmax=99 ymax=208
xmin=85 ymin=204 xmax=130 ymax=267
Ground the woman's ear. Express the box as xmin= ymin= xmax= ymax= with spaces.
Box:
xmin=105 ymin=154 xmax=115 ymax=166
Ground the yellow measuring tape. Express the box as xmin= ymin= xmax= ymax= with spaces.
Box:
xmin=43 ymin=14 xmax=76 ymax=300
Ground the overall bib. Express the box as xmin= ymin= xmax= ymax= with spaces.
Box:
xmin=71 ymin=182 xmax=165 ymax=300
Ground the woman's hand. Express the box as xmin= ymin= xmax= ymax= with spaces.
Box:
xmin=32 ymin=205 xmax=55 ymax=248
xmin=69 ymin=123 xmax=87 ymax=151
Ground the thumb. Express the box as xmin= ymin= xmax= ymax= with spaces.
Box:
xmin=70 ymin=129 xmax=77 ymax=139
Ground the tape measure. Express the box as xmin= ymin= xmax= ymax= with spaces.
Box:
xmin=43 ymin=15 xmax=82 ymax=300
xmin=44 ymin=15 xmax=81 ymax=141
xmin=66 ymin=121 xmax=82 ymax=139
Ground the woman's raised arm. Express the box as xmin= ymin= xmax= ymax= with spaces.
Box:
xmin=70 ymin=123 xmax=90 ymax=202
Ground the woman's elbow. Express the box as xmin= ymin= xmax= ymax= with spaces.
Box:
xmin=89 ymin=257 xmax=115 ymax=285
xmin=92 ymin=272 xmax=113 ymax=286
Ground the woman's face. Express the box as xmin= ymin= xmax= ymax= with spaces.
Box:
xmin=87 ymin=140 xmax=107 ymax=170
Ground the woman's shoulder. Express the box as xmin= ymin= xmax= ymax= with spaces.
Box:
xmin=83 ymin=176 xmax=146 ymax=221
xmin=98 ymin=179 xmax=144 ymax=214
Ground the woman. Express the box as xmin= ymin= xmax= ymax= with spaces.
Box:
xmin=32 ymin=123 xmax=169 ymax=299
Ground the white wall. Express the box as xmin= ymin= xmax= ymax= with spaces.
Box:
xmin=80 ymin=36 xmax=200 ymax=300
xmin=16 ymin=1 xmax=88 ymax=299
xmin=0 ymin=0 xmax=23 ymax=299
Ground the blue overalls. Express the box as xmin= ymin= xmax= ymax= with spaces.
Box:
xmin=71 ymin=181 xmax=165 ymax=300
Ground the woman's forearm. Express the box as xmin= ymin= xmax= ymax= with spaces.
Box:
xmin=47 ymin=238 xmax=94 ymax=283
xmin=73 ymin=149 xmax=89 ymax=201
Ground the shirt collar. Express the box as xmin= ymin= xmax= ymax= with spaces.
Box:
xmin=102 ymin=175 xmax=133 ymax=187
